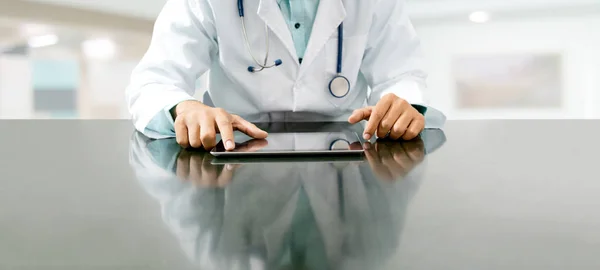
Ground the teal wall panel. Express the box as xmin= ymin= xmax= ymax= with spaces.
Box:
xmin=32 ymin=59 xmax=79 ymax=90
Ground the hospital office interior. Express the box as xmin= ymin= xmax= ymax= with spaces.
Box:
xmin=0 ymin=0 xmax=599 ymax=120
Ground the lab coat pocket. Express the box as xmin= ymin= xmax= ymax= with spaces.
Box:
xmin=324 ymin=34 xmax=368 ymax=109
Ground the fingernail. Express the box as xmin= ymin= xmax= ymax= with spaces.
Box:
xmin=363 ymin=133 xmax=371 ymax=140
xmin=226 ymin=164 xmax=234 ymax=171
xmin=364 ymin=143 xmax=371 ymax=150
xmin=225 ymin=140 xmax=234 ymax=150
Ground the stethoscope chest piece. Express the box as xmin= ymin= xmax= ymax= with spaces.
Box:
xmin=330 ymin=139 xmax=351 ymax=150
xmin=329 ymin=75 xmax=350 ymax=98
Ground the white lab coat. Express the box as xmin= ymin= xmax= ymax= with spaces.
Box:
xmin=126 ymin=0 xmax=446 ymax=138
xmin=128 ymin=130 xmax=446 ymax=270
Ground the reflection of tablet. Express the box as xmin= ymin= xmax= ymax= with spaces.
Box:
xmin=211 ymin=155 xmax=365 ymax=164
xmin=210 ymin=122 xmax=365 ymax=157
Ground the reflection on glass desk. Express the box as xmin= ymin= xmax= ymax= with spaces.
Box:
xmin=129 ymin=128 xmax=446 ymax=270
xmin=2 ymin=120 xmax=600 ymax=269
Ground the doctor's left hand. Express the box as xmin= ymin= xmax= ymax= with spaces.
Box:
xmin=348 ymin=93 xmax=425 ymax=141
xmin=173 ymin=101 xmax=268 ymax=151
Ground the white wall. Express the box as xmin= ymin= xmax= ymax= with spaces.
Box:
xmin=85 ymin=60 xmax=137 ymax=119
xmin=85 ymin=61 xmax=209 ymax=119
xmin=415 ymin=15 xmax=600 ymax=119
xmin=23 ymin=0 xmax=166 ymax=20
xmin=0 ymin=55 xmax=33 ymax=118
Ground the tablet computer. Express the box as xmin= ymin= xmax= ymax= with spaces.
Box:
xmin=210 ymin=122 xmax=365 ymax=157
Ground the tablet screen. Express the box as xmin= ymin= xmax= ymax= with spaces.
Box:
xmin=211 ymin=122 xmax=364 ymax=156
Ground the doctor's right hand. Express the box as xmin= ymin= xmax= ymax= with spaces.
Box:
xmin=173 ymin=101 xmax=268 ymax=151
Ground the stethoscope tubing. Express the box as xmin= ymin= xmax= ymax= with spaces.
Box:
xmin=238 ymin=0 xmax=350 ymax=98
xmin=240 ymin=17 xmax=276 ymax=72
xmin=337 ymin=23 xmax=343 ymax=74
xmin=238 ymin=0 xmax=343 ymax=73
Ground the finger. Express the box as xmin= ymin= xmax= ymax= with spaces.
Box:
xmin=392 ymin=148 xmax=413 ymax=173
xmin=189 ymin=153 xmax=204 ymax=186
xmin=227 ymin=164 xmax=243 ymax=171
xmin=402 ymin=118 xmax=425 ymax=141
xmin=175 ymin=118 xmax=190 ymax=148
xmin=188 ymin=123 xmax=202 ymax=149
xmin=233 ymin=140 xmax=252 ymax=152
xmin=200 ymin=150 xmax=216 ymax=165
xmin=349 ymin=141 xmax=363 ymax=151
xmin=246 ymin=139 xmax=269 ymax=152
xmin=375 ymin=140 xmax=394 ymax=159
xmin=233 ymin=116 xmax=268 ymax=139
xmin=407 ymin=149 xmax=425 ymax=164
xmin=381 ymin=155 xmax=407 ymax=179
xmin=235 ymin=139 xmax=268 ymax=152
xmin=348 ymin=107 xmax=372 ymax=124
xmin=390 ymin=140 xmax=407 ymax=159
xmin=215 ymin=112 xmax=235 ymax=151
xmin=377 ymin=100 xmax=404 ymax=138
xmin=200 ymin=154 xmax=218 ymax=187
xmin=364 ymin=145 xmax=383 ymax=169
xmin=389 ymin=113 xmax=411 ymax=140
xmin=200 ymin=116 xmax=217 ymax=151
xmin=216 ymin=164 xmax=241 ymax=187
xmin=400 ymin=142 xmax=425 ymax=164
xmin=364 ymin=97 xmax=394 ymax=140
xmin=176 ymin=151 xmax=191 ymax=181
xmin=375 ymin=141 xmax=404 ymax=180
xmin=364 ymin=144 xmax=392 ymax=180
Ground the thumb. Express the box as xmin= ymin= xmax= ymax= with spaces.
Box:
xmin=233 ymin=116 xmax=269 ymax=139
xmin=348 ymin=107 xmax=373 ymax=124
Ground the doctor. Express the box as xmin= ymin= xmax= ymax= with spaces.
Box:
xmin=126 ymin=0 xmax=446 ymax=151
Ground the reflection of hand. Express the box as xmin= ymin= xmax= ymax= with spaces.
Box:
xmin=364 ymin=138 xmax=425 ymax=181
xmin=233 ymin=139 xmax=269 ymax=152
xmin=176 ymin=151 xmax=241 ymax=187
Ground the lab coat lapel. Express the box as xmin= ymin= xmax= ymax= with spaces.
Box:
xmin=300 ymin=0 xmax=346 ymax=75
xmin=257 ymin=0 xmax=298 ymax=64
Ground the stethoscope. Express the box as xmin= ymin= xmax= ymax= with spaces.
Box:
xmin=237 ymin=0 xmax=351 ymax=98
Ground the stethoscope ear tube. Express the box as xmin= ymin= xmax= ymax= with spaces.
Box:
xmin=239 ymin=0 xmax=283 ymax=72
xmin=337 ymin=23 xmax=343 ymax=74
xmin=237 ymin=0 xmax=244 ymax=17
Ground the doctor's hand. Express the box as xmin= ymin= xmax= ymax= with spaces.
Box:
xmin=173 ymin=101 xmax=268 ymax=151
xmin=348 ymin=93 xmax=425 ymax=141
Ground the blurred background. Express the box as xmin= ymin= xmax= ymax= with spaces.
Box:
xmin=0 ymin=0 xmax=599 ymax=119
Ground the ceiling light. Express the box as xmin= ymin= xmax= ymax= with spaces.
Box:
xmin=82 ymin=38 xmax=117 ymax=60
xmin=27 ymin=34 xmax=59 ymax=48
xmin=469 ymin=11 xmax=490 ymax=23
